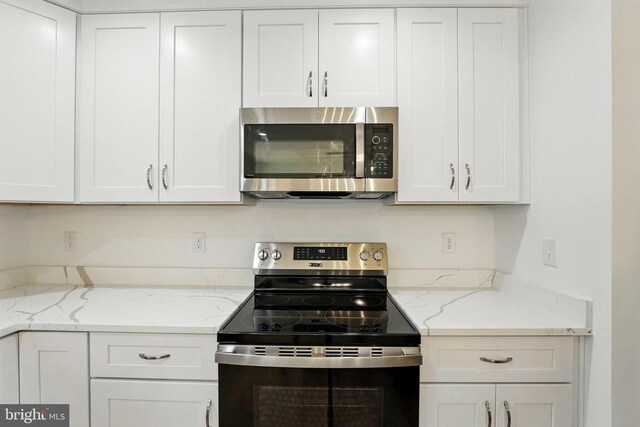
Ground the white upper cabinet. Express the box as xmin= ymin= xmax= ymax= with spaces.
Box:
xmin=458 ymin=8 xmax=521 ymax=202
xmin=77 ymin=11 xmax=242 ymax=203
xmin=318 ymin=9 xmax=395 ymax=107
xmin=397 ymin=8 xmax=524 ymax=204
xmin=159 ymin=11 xmax=242 ymax=203
xmin=0 ymin=0 xmax=75 ymax=202
xmin=397 ymin=9 xmax=458 ymax=202
xmin=77 ymin=13 xmax=160 ymax=203
xmin=243 ymin=10 xmax=318 ymax=107
xmin=243 ymin=9 xmax=395 ymax=107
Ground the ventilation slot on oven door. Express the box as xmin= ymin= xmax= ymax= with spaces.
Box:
xmin=371 ymin=348 xmax=383 ymax=357
xmin=278 ymin=347 xmax=312 ymax=357
xmin=254 ymin=347 xmax=266 ymax=356
xmin=326 ymin=347 xmax=359 ymax=358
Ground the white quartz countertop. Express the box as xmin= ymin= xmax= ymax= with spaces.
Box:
xmin=0 ymin=283 xmax=591 ymax=338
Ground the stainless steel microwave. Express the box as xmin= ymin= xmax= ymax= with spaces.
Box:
xmin=241 ymin=107 xmax=398 ymax=199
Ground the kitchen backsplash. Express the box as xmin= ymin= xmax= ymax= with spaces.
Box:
xmin=21 ymin=202 xmax=494 ymax=270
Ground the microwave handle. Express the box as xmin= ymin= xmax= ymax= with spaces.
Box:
xmin=356 ymin=123 xmax=365 ymax=178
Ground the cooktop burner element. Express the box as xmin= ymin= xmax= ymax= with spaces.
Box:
xmin=217 ymin=243 xmax=420 ymax=347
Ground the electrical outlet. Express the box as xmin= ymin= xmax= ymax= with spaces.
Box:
xmin=543 ymin=238 xmax=558 ymax=267
xmin=442 ymin=233 xmax=456 ymax=254
xmin=64 ymin=231 xmax=78 ymax=252
xmin=192 ymin=232 xmax=206 ymax=253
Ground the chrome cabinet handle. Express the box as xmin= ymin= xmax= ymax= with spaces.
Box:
xmin=504 ymin=401 xmax=511 ymax=427
xmin=138 ymin=353 xmax=170 ymax=360
xmin=323 ymin=71 xmax=328 ymax=97
xmin=465 ymin=163 xmax=471 ymax=190
xmin=146 ymin=164 xmax=153 ymax=190
xmin=308 ymin=71 xmax=313 ymax=97
xmin=485 ymin=401 xmax=492 ymax=427
xmin=162 ymin=164 xmax=168 ymax=190
xmin=449 ymin=163 xmax=456 ymax=190
xmin=205 ymin=399 xmax=212 ymax=427
xmin=480 ymin=356 xmax=513 ymax=364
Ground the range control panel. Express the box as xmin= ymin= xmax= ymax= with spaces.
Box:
xmin=365 ymin=124 xmax=393 ymax=178
xmin=253 ymin=242 xmax=388 ymax=274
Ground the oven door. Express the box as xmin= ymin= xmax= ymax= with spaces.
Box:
xmin=217 ymin=346 xmax=420 ymax=427
xmin=219 ymin=365 xmax=418 ymax=427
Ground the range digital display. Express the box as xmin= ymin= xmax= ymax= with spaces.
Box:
xmin=293 ymin=246 xmax=348 ymax=261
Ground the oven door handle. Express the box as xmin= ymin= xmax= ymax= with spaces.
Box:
xmin=215 ymin=345 xmax=422 ymax=369
xmin=355 ymin=123 xmax=365 ymax=178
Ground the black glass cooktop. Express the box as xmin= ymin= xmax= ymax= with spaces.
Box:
xmin=217 ymin=292 xmax=420 ymax=346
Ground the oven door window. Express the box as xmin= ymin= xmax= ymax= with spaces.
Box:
xmin=218 ymin=365 xmax=419 ymax=427
xmin=244 ymin=124 xmax=356 ymax=178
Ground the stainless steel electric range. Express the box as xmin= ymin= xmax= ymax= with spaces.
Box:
xmin=216 ymin=242 xmax=422 ymax=427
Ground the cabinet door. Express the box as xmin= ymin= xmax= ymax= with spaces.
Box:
xmin=318 ymin=9 xmax=395 ymax=107
xmin=495 ymin=384 xmax=573 ymax=427
xmin=91 ymin=379 xmax=218 ymax=427
xmin=0 ymin=334 xmax=19 ymax=403
xmin=243 ymin=10 xmax=318 ymax=107
xmin=19 ymin=332 xmax=89 ymax=427
xmin=77 ymin=13 xmax=160 ymax=202
xmin=458 ymin=9 xmax=520 ymax=202
xmin=159 ymin=11 xmax=241 ymax=203
xmin=421 ymin=384 xmax=495 ymax=427
xmin=396 ymin=9 xmax=458 ymax=202
xmin=0 ymin=0 xmax=75 ymax=202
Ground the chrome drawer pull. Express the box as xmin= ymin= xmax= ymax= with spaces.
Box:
xmin=485 ymin=401 xmax=492 ymax=427
xmin=323 ymin=71 xmax=328 ymax=97
xmin=480 ymin=356 xmax=513 ymax=364
xmin=146 ymin=164 xmax=153 ymax=190
xmin=205 ymin=399 xmax=212 ymax=427
xmin=308 ymin=71 xmax=313 ymax=97
xmin=138 ymin=353 xmax=171 ymax=360
xmin=449 ymin=163 xmax=456 ymax=190
xmin=504 ymin=401 xmax=512 ymax=427
xmin=162 ymin=164 xmax=168 ymax=190
xmin=465 ymin=163 xmax=472 ymax=190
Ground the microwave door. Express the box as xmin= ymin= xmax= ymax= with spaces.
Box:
xmin=244 ymin=124 xmax=357 ymax=179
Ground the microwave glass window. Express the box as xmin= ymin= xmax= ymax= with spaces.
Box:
xmin=244 ymin=124 xmax=356 ymax=178
xmin=254 ymin=139 xmax=345 ymax=175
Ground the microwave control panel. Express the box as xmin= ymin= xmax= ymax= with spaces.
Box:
xmin=365 ymin=124 xmax=393 ymax=178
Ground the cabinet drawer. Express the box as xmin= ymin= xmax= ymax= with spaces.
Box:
xmin=90 ymin=333 xmax=216 ymax=380
xmin=421 ymin=337 xmax=575 ymax=383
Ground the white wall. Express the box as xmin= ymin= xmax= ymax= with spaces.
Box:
xmin=26 ymin=202 xmax=494 ymax=270
xmin=0 ymin=205 xmax=29 ymax=270
xmin=612 ymin=0 xmax=640 ymax=424
xmin=494 ymin=1 xmax=612 ymax=426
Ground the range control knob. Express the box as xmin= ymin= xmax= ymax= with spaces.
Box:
xmin=257 ymin=323 xmax=269 ymax=331
xmin=272 ymin=249 xmax=282 ymax=261
xmin=372 ymin=135 xmax=381 ymax=145
xmin=373 ymin=251 xmax=384 ymax=261
xmin=257 ymin=249 xmax=269 ymax=261
xmin=359 ymin=324 xmax=370 ymax=333
xmin=271 ymin=323 xmax=282 ymax=332
xmin=359 ymin=250 xmax=370 ymax=261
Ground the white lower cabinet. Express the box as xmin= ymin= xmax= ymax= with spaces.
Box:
xmin=0 ymin=334 xmax=19 ymax=403
xmin=420 ymin=384 xmax=573 ymax=427
xmin=495 ymin=384 xmax=573 ymax=427
xmin=420 ymin=384 xmax=494 ymax=427
xmin=19 ymin=332 xmax=89 ymax=427
xmin=419 ymin=337 xmax=577 ymax=427
xmin=91 ymin=379 xmax=218 ymax=427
